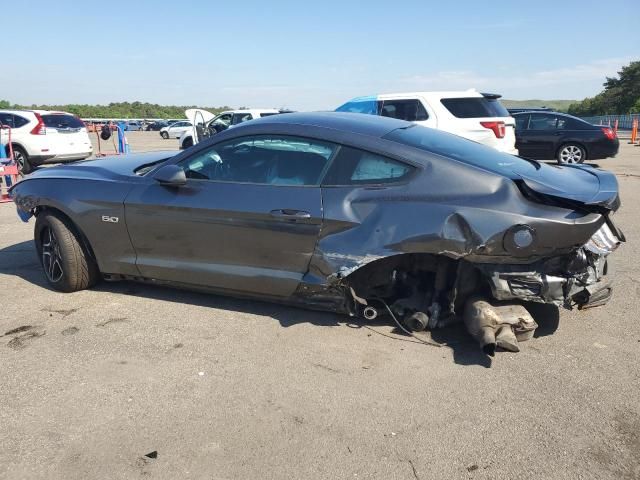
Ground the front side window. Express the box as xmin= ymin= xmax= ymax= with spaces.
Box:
xmin=380 ymin=99 xmax=428 ymax=121
xmin=232 ymin=113 xmax=254 ymax=125
xmin=323 ymin=146 xmax=414 ymax=186
xmin=179 ymin=135 xmax=336 ymax=186
xmin=213 ymin=114 xmax=233 ymax=126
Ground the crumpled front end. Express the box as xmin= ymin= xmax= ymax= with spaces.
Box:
xmin=480 ymin=221 xmax=622 ymax=309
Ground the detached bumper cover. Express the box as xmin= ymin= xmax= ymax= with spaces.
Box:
xmin=481 ymin=222 xmax=621 ymax=309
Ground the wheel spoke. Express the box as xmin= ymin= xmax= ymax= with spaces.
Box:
xmin=41 ymin=227 xmax=64 ymax=282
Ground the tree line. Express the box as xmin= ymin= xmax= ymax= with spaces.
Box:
xmin=0 ymin=100 xmax=233 ymax=119
xmin=568 ymin=60 xmax=640 ymax=116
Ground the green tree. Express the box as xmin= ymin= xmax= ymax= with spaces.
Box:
xmin=568 ymin=60 xmax=640 ymax=115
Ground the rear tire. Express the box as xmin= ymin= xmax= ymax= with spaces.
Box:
xmin=182 ymin=136 xmax=193 ymax=149
xmin=161 ymin=131 xmax=169 ymax=139
xmin=557 ymin=144 xmax=586 ymax=165
xmin=11 ymin=145 xmax=32 ymax=175
xmin=35 ymin=212 xmax=100 ymax=292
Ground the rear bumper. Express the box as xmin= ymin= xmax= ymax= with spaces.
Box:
xmin=588 ymin=139 xmax=619 ymax=160
xmin=480 ymin=221 xmax=622 ymax=309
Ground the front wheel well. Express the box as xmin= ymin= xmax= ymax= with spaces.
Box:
xmin=34 ymin=206 xmax=98 ymax=263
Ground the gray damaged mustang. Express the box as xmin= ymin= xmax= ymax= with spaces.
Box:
xmin=10 ymin=112 xmax=624 ymax=355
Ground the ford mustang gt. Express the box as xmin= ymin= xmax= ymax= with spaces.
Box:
xmin=10 ymin=112 xmax=624 ymax=349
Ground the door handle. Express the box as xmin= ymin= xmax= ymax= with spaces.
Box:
xmin=270 ymin=209 xmax=311 ymax=219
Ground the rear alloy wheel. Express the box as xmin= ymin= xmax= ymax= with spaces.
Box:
xmin=557 ymin=144 xmax=585 ymax=165
xmin=35 ymin=212 xmax=100 ymax=292
xmin=161 ymin=131 xmax=169 ymax=139
xmin=12 ymin=146 xmax=33 ymax=175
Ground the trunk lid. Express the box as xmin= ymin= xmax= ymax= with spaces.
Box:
xmin=515 ymin=163 xmax=620 ymax=211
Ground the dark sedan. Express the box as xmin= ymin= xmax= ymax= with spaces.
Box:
xmin=513 ymin=111 xmax=619 ymax=164
xmin=10 ymin=112 xmax=623 ymax=355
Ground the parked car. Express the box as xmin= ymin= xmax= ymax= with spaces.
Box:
xmin=10 ymin=112 xmax=623 ymax=355
xmin=159 ymin=121 xmax=193 ymax=139
xmin=0 ymin=110 xmax=93 ymax=175
xmin=146 ymin=121 xmax=168 ymax=131
xmin=125 ymin=121 xmax=143 ymax=131
xmin=179 ymin=109 xmax=286 ymax=149
xmin=507 ymin=107 xmax=555 ymax=115
xmin=513 ymin=111 xmax=619 ymax=164
xmin=336 ymin=90 xmax=517 ymax=154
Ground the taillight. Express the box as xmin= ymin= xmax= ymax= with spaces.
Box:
xmin=30 ymin=113 xmax=46 ymax=135
xmin=480 ymin=121 xmax=506 ymax=139
xmin=601 ymin=127 xmax=616 ymax=140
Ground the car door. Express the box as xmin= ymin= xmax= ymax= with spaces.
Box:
xmin=519 ymin=113 xmax=560 ymax=159
xmin=185 ymin=108 xmax=216 ymax=145
xmin=124 ymin=134 xmax=335 ymax=297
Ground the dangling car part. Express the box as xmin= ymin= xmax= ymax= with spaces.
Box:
xmin=9 ymin=112 xmax=624 ymax=354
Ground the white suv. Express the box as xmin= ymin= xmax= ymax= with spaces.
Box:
xmin=336 ymin=90 xmax=518 ymax=154
xmin=179 ymin=109 xmax=284 ymax=149
xmin=0 ymin=110 xmax=92 ymax=174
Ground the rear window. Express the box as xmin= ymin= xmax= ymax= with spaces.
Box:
xmin=42 ymin=114 xmax=84 ymax=129
xmin=440 ymin=97 xmax=509 ymax=118
xmin=383 ymin=125 xmax=538 ymax=176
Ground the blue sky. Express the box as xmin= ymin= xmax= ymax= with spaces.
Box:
xmin=2 ymin=0 xmax=638 ymax=109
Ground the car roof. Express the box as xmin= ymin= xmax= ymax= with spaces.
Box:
xmin=512 ymin=111 xmax=582 ymax=120
xmin=239 ymin=111 xmax=413 ymax=138
xmin=347 ymin=89 xmax=486 ymax=102
xmin=220 ymin=109 xmax=281 ymax=115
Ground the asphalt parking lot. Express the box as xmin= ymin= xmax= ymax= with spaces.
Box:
xmin=90 ymin=130 xmax=180 ymax=157
xmin=1 ymin=139 xmax=639 ymax=480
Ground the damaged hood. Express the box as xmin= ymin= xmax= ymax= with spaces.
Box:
xmin=514 ymin=163 xmax=619 ymax=210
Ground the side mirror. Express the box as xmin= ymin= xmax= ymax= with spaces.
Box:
xmin=153 ymin=164 xmax=186 ymax=186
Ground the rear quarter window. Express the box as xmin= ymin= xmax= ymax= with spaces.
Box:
xmin=323 ymin=146 xmax=414 ymax=186
xmin=441 ymin=97 xmax=509 ymax=118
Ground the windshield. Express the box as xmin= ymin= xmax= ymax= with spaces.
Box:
xmin=383 ymin=125 xmax=539 ymax=175
xmin=335 ymin=96 xmax=378 ymax=114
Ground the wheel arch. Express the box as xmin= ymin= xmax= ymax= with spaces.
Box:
xmin=556 ymin=141 xmax=588 ymax=160
xmin=34 ymin=205 xmax=98 ymax=263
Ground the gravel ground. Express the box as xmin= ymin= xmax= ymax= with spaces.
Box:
xmin=1 ymin=139 xmax=639 ymax=480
